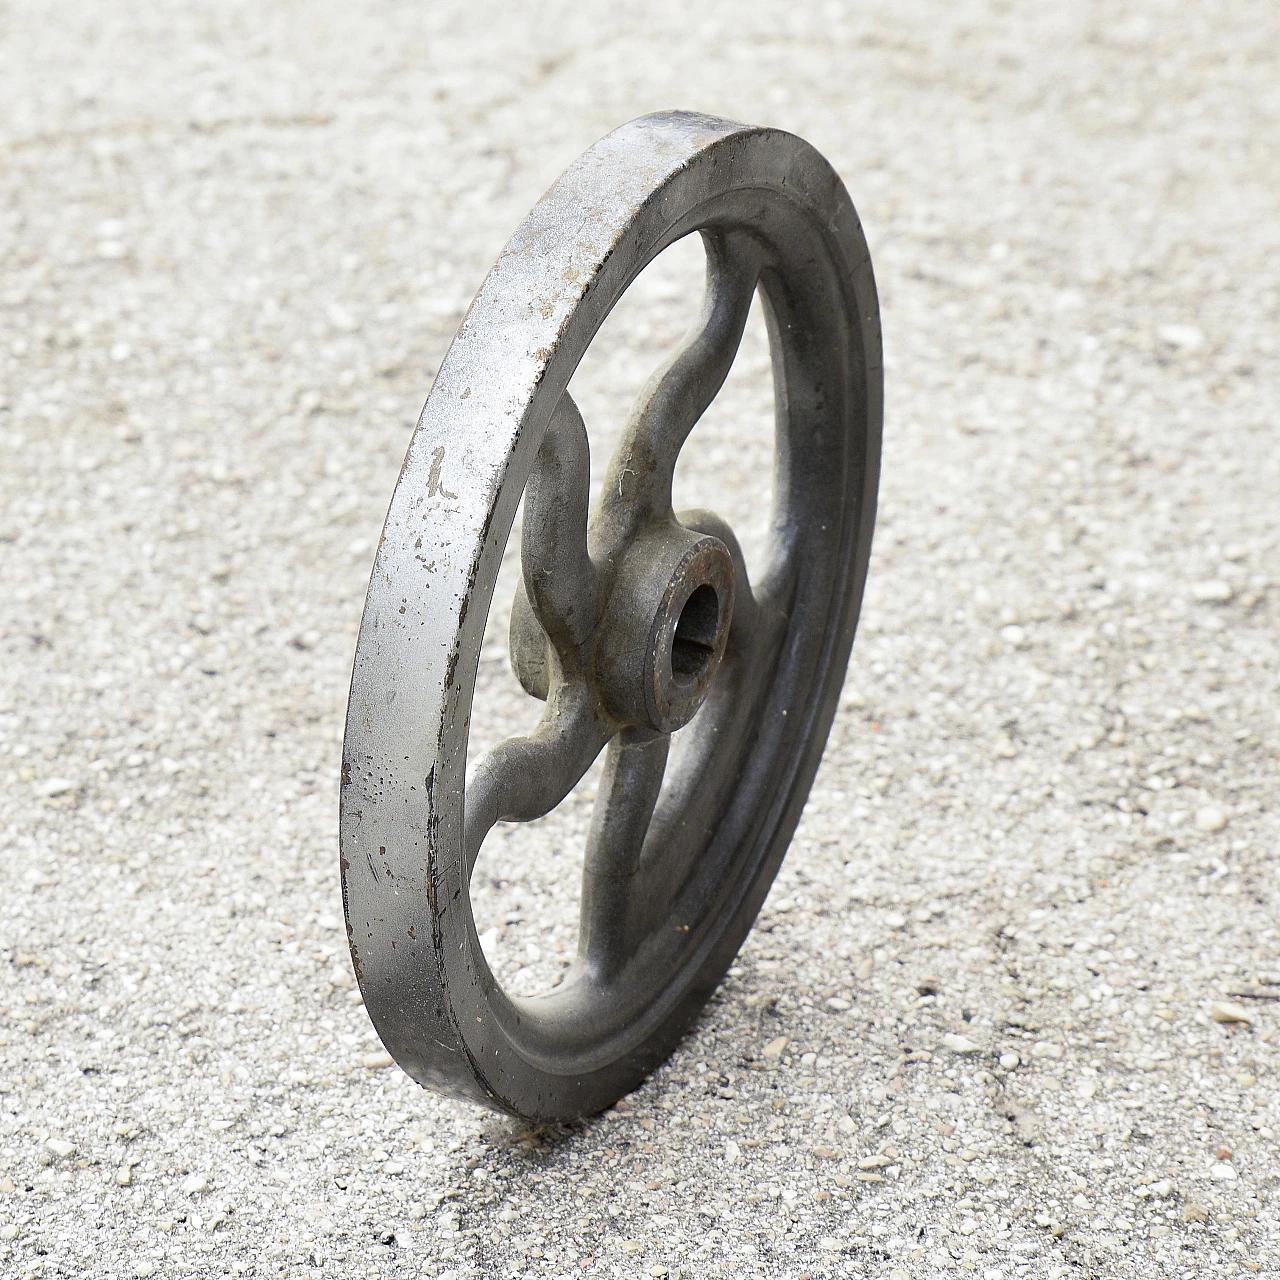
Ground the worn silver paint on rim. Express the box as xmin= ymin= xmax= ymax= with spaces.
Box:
xmin=341 ymin=110 xmax=882 ymax=1120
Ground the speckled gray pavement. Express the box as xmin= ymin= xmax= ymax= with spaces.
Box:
xmin=2 ymin=3 xmax=1279 ymax=1278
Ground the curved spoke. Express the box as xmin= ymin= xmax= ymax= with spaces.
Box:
xmin=577 ymin=727 xmax=670 ymax=979
xmin=464 ymin=683 xmax=610 ymax=875
xmin=598 ymin=229 xmax=762 ymax=543
xmin=522 ymin=392 xmax=601 ymax=651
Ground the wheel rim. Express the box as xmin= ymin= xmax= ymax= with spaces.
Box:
xmin=341 ymin=110 xmax=882 ymax=1120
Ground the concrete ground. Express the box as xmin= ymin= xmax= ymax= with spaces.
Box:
xmin=2 ymin=1 xmax=1278 ymax=1278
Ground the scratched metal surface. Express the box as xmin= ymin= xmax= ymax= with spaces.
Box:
xmin=2 ymin=2 xmax=1279 ymax=1277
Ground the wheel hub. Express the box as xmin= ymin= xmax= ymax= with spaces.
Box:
xmin=593 ymin=526 xmax=735 ymax=734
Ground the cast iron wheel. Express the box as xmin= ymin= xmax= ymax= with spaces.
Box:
xmin=341 ymin=110 xmax=882 ymax=1121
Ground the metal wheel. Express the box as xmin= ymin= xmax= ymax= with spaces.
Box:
xmin=341 ymin=111 xmax=882 ymax=1121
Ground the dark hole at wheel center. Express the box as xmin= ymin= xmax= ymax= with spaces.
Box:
xmin=671 ymin=584 xmax=720 ymax=680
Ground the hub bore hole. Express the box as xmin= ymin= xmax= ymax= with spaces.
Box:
xmin=671 ymin=584 xmax=720 ymax=680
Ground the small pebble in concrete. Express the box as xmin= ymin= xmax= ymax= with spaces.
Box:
xmin=1196 ymin=804 xmax=1229 ymax=831
xmin=1210 ymin=1001 xmax=1254 ymax=1024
